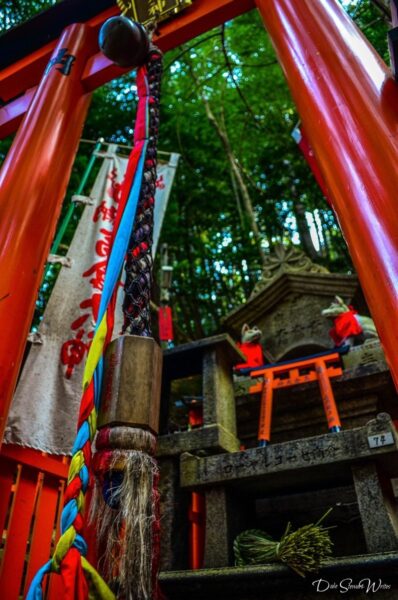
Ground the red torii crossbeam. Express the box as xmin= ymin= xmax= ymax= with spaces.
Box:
xmin=0 ymin=0 xmax=255 ymax=138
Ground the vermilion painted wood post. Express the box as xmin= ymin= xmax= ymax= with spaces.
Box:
xmin=0 ymin=465 xmax=38 ymax=597
xmin=256 ymin=0 xmax=398 ymax=388
xmin=258 ymin=373 xmax=273 ymax=447
xmin=315 ymin=359 xmax=342 ymax=433
xmin=0 ymin=24 xmax=96 ymax=442
xmin=189 ymin=491 xmax=206 ymax=569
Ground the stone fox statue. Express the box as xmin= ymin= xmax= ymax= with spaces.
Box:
xmin=322 ymin=296 xmax=378 ymax=347
xmin=235 ymin=324 xmax=265 ymax=369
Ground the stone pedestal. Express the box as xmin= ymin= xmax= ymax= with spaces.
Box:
xmin=202 ymin=345 xmax=237 ymax=436
xmin=160 ymin=334 xmax=243 ymax=446
xmin=159 ymin=554 xmax=398 ymax=600
xmin=180 ymin=415 xmax=398 ymax=568
xmin=159 ymin=457 xmax=190 ymax=571
xmin=352 ymin=461 xmax=398 ymax=553
xmin=202 ymin=487 xmax=249 ymax=569
xmin=158 ymin=334 xmax=244 ymax=570
xmin=203 ymin=488 xmax=230 ymax=568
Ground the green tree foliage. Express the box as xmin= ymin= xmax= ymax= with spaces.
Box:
xmin=341 ymin=0 xmax=390 ymax=61
xmin=147 ymin=11 xmax=353 ymax=337
xmin=0 ymin=0 xmax=57 ymax=31
xmin=0 ymin=1 xmax=391 ymax=338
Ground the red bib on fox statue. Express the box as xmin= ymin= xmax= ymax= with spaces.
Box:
xmin=329 ymin=307 xmax=363 ymax=346
xmin=321 ymin=296 xmax=378 ymax=348
xmin=236 ymin=324 xmax=265 ymax=370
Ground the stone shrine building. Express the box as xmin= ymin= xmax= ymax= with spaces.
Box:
xmin=157 ymin=246 xmax=398 ymax=599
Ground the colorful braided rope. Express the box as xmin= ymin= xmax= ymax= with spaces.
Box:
xmin=123 ymin=46 xmax=162 ymax=335
xmin=27 ymin=53 xmax=158 ymax=600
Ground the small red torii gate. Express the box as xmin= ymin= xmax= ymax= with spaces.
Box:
xmin=1 ymin=0 xmax=398 ymax=447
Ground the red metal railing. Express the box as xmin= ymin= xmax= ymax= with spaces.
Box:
xmin=0 ymin=445 xmax=68 ymax=598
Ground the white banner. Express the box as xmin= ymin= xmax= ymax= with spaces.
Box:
xmin=5 ymin=146 xmax=178 ymax=454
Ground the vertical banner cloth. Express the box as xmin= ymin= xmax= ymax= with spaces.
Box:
xmin=4 ymin=147 xmax=178 ymax=455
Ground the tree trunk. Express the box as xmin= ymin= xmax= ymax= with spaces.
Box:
xmin=186 ymin=59 xmax=267 ymax=267
xmin=203 ymin=98 xmax=267 ymax=267
xmin=290 ymin=180 xmax=319 ymax=260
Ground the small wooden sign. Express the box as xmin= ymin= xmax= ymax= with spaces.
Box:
xmin=119 ymin=0 xmax=193 ymax=26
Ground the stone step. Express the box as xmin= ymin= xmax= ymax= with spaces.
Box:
xmin=159 ymin=552 xmax=398 ymax=600
xmin=180 ymin=414 xmax=398 ymax=493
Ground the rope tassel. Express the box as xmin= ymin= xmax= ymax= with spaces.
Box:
xmin=91 ymin=428 xmax=158 ymax=599
xmin=90 ymin=332 xmax=163 ymax=599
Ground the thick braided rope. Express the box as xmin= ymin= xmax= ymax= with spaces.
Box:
xmin=122 ymin=51 xmax=162 ymax=335
xmin=27 ymin=58 xmax=154 ymax=600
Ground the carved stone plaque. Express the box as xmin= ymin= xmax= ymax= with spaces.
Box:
xmin=119 ymin=0 xmax=193 ymax=26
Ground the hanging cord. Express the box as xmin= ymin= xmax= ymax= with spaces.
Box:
xmin=122 ymin=50 xmax=162 ymax=335
xmin=88 ymin=47 xmax=164 ymax=600
xmin=27 ymin=49 xmax=160 ymax=600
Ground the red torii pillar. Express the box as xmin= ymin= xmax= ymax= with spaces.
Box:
xmin=256 ymin=0 xmax=398 ymax=388
xmin=0 ymin=24 xmax=95 ymax=442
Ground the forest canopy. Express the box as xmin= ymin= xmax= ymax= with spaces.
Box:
xmin=0 ymin=0 xmax=391 ymax=340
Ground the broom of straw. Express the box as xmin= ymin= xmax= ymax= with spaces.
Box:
xmin=234 ymin=509 xmax=334 ymax=577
